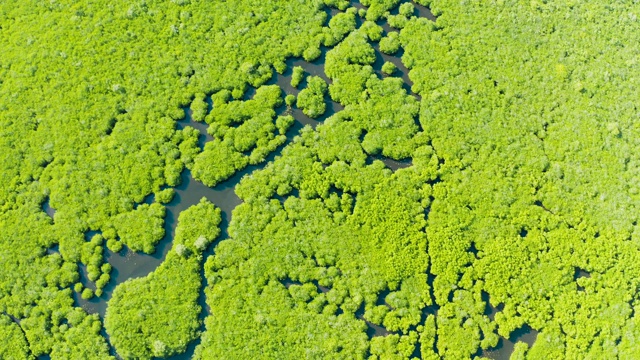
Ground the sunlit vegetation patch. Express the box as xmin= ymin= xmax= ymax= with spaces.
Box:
xmin=194 ymin=10 xmax=441 ymax=352
xmin=399 ymin=0 xmax=640 ymax=358
xmin=110 ymin=203 xmax=166 ymax=254
xmin=3 ymin=0 xmax=640 ymax=357
xmin=195 ymin=0 xmax=640 ymax=358
xmin=324 ymin=27 xmax=421 ymax=160
xmin=0 ymin=204 xmax=112 ymax=357
xmin=192 ymin=85 xmax=290 ymax=186
xmin=0 ymin=0 xmax=334 ymax=355
xmin=105 ymin=199 xmax=221 ymax=359
xmin=0 ymin=314 xmax=31 ymax=359
xmin=76 ymin=233 xmax=112 ymax=297
xmin=297 ymin=76 xmax=329 ymax=118
xmin=195 ymin=132 xmax=438 ymax=357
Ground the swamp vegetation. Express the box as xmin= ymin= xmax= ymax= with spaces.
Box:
xmin=1 ymin=0 xmax=640 ymax=359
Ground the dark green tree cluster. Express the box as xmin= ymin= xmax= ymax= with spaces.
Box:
xmin=105 ymin=198 xmax=221 ymax=359
xmin=191 ymin=85 xmax=290 ymax=186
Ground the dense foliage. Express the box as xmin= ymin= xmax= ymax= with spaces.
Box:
xmin=196 ymin=1 xmax=640 ymax=359
xmin=382 ymin=61 xmax=397 ymax=76
xmin=194 ymin=13 xmax=433 ymax=357
xmin=192 ymin=85 xmax=289 ymax=186
xmin=291 ymin=66 xmax=306 ymax=88
xmin=0 ymin=314 xmax=31 ymax=359
xmin=296 ymin=76 xmax=329 ymax=118
xmin=105 ymin=199 xmax=221 ymax=359
xmin=398 ymin=1 xmax=640 ymax=357
xmin=195 ymin=130 xmax=437 ymax=358
xmin=4 ymin=0 xmax=640 ymax=358
xmin=0 ymin=0 xmax=331 ymax=357
xmin=0 ymin=204 xmax=112 ymax=358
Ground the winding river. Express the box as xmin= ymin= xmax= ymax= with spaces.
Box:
xmin=62 ymin=2 xmax=535 ymax=359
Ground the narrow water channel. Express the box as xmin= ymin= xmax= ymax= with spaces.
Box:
xmin=73 ymin=107 xmax=243 ymax=318
xmin=63 ymin=2 xmax=532 ymax=359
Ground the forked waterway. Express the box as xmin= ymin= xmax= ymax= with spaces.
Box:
xmin=63 ymin=2 xmax=536 ymax=359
